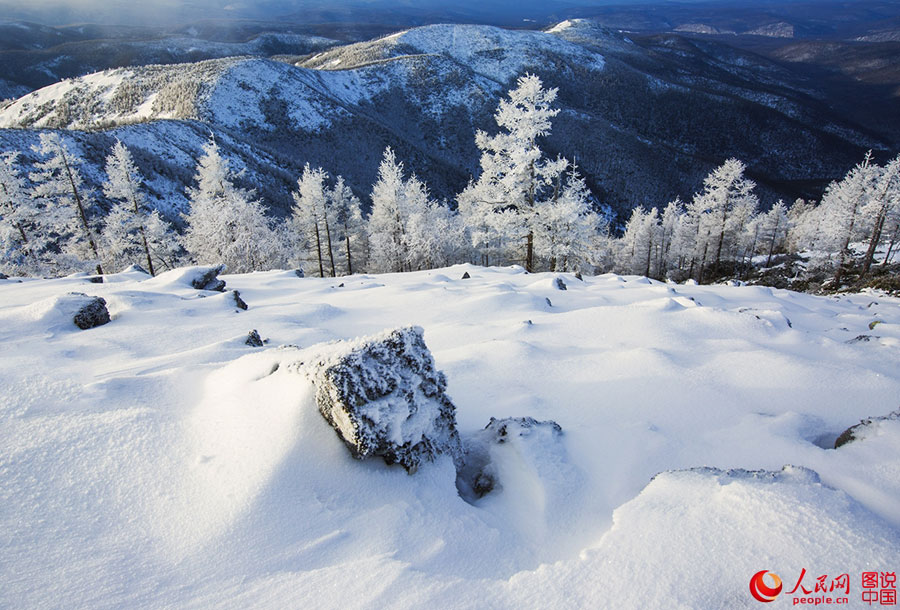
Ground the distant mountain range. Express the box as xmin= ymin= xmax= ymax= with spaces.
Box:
xmin=0 ymin=14 xmax=897 ymax=226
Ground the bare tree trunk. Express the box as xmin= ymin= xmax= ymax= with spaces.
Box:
xmin=323 ymin=213 xmax=336 ymax=278
xmin=345 ymin=235 xmax=353 ymax=275
xmin=765 ymin=215 xmax=780 ymax=269
xmin=313 ymin=221 xmax=324 ymax=278
xmin=882 ymin=224 xmax=899 ymax=267
xmin=861 ymin=204 xmax=887 ymax=276
xmin=525 ymin=231 xmax=534 ymax=272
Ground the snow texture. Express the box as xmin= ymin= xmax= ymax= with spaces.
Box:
xmin=305 ymin=326 xmax=462 ymax=473
xmin=1 ymin=264 xmax=899 ymax=608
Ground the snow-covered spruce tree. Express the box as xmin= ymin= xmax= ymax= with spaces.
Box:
xmin=291 ymin=164 xmax=336 ymax=277
xmin=330 ymin=175 xmax=367 ymax=275
xmin=101 ymin=140 xmax=178 ymax=275
xmin=30 ymin=133 xmax=104 ymax=275
xmin=689 ymin=158 xmax=758 ymax=282
xmin=457 ymin=73 xmax=568 ymax=272
xmin=817 ymin=152 xmax=877 ymax=282
xmin=368 ymin=147 xmax=410 ymax=273
xmin=368 ymin=147 xmax=460 ymax=273
xmin=182 ymin=138 xmax=285 ymax=273
xmin=860 ymin=154 xmax=900 ymax=275
xmin=757 ymin=199 xmax=790 ymax=268
xmin=617 ymin=206 xmax=661 ymax=277
xmin=534 ymin=166 xmax=607 ymax=273
xmin=0 ymin=151 xmax=45 ymax=275
xmin=655 ymin=198 xmax=684 ymax=279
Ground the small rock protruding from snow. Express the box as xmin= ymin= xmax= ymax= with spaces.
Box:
xmin=294 ymin=269 xmax=305 ymax=278
xmin=306 ymin=326 xmax=462 ymax=473
xmin=574 ymin=271 xmax=583 ymax=281
xmin=555 ymin=277 xmax=567 ymax=291
xmin=231 ymin=290 xmax=248 ymax=311
xmin=847 ymin=334 xmax=879 ymax=344
xmin=834 ymin=409 xmax=900 ymax=448
xmin=461 ymin=271 xmax=471 ymax=279
xmin=71 ymin=294 xmax=111 ymax=330
xmin=456 ymin=416 xmax=564 ymax=501
xmin=190 ymin=264 xmax=227 ymax=292
xmin=245 ymin=330 xmax=264 ymax=347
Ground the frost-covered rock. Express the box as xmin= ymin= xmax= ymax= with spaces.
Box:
xmin=456 ymin=416 xmax=564 ymax=501
xmin=834 ymin=409 xmax=900 ymax=448
xmin=71 ymin=294 xmax=111 ymax=330
xmin=306 ymin=326 xmax=461 ymax=473
xmin=231 ymin=290 xmax=248 ymax=311
xmin=191 ymin=265 xmax=227 ymax=292
xmin=554 ymin=277 xmax=567 ymax=291
xmin=245 ymin=330 xmax=264 ymax=347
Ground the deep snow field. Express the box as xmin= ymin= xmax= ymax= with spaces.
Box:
xmin=1 ymin=264 xmax=899 ymax=609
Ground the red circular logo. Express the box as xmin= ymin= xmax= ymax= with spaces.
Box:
xmin=750 ymin=570 xmax=783 ymax=603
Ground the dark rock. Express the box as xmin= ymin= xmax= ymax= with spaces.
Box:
xmin=338 ymin=283 xmax=345 ymax=288
xmin=0 ymin=273 xmax=7 ymax=280
xmin=834 ymin=409 xmax=900 ymax=448
xmin=245 ymin=330 xmax=264 ymax=347
xmin=555 ymin=277 xmax=567 ymax=291
xmin=456 ymin=417 xmax=563 ymax=501
xmin=190 ymin=264 xmax=227 ymax=291
xmin=88 ymin=276 xmax=104 ymax=284
xmin=307 ymin=326 xmax=461 ymax=473
xmin=574 ymin=271 xmax=583 ymax=281
xmin=295 ymin=269 xmax=305 ymax=278
xmin=847 ymin=334 xmax=879 ymax=343
xmin=232 ymin=290 xmax=248 ymax=310
xmin=545 ymin=297 xmax=552 ymax=307
xmin=461 ymin=272 xmax=471 ymax=279
xmin=72 ymin=294 xmax=110 ymax=330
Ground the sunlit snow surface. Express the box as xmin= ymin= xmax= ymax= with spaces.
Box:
xmin=1 ymin=265 xmax=898 ymax=608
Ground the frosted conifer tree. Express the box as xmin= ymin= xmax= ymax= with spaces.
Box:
xmin=330 ymin=176 xmax=367 ymax=275
xmin=368 ymin=147 xmax=410 ymax=273
xmin=101 ymin=140 xmax=176 ymax=275
xmin=291 ymin=164 xmax=336 ymax=277
xmin=0 ymin=151 xmax=44 ymax=274
xmin=458 ymin=73 xmax=568 ymax=271
xmin=30 ymin=133 xmax=104 ymax=275
xmin=816 ymin=152 xmax=876 ymax=281
xmin=182 ymin=138 xmax=284 ymax=273
xmin=860 ymin=155 xmax=900 ymax=275
xmin=758 ymin=200 xmax=790 ymax=268
xmin=535 ymin=166 xmax=605 ymax=272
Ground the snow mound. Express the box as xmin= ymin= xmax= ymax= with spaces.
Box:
xmin=304 ymin=326 xmax=462 ymax=473
xmin=835 ymin=408 xmax=900 ymax=448
xmin=143 ymin=264 xmax=227 ymax=292
xmin=456 ymin=416 xmax=566 ymax=501
xmin=537 ymin=465 xmax=900 ymax=608
xmin=18 ymin=291 xmax=110 ymax=331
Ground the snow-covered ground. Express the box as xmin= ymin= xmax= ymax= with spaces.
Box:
xmin=1 ymin=265 xmax=898 ymax=609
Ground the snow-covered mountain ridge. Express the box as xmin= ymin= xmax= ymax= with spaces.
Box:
xmin=0 ymin=21 xmax=892 ymax=219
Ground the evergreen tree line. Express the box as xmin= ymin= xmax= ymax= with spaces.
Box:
xmin=1 ymin=74 xmax=898 ymax=286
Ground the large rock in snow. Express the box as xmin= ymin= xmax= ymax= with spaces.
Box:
xmin=307 ymin=326 xmax=461 ymax=473
xmin=70 ymin=293 xmax=111 ymax=329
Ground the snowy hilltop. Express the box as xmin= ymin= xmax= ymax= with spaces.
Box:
xmin=1 ymin=264 xmax=898 ymax=608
